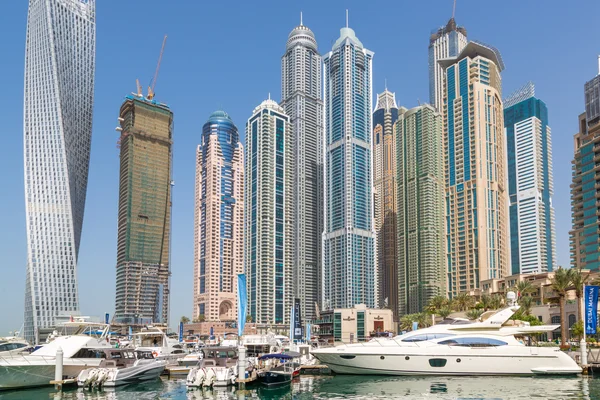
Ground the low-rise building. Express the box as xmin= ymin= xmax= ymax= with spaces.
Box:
xmin=314 ymin=304 xmax=394 ymax=344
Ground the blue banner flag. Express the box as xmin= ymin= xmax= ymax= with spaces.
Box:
xmin=306 ymin=323 xmax=311 ymax=342
xmin=585 ymin=286 xmax=599 ymax=335
xmin=179 ymin=322 xmax=184 ymax=343
xmin=294 ymin=298 xmax=303 ymax=340
xmin=237 ymin=274 xmax=247 ymax=337
xmin=412 ymin=321 xmax=419 ymax=331
xmin=105 ymin=313 xmax=110 ymax=325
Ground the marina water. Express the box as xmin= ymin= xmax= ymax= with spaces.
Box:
xmin=0 ymin=375 xmax=599 ymax=399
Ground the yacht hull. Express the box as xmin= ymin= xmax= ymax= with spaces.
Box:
xmin=78 ymin=361 xmax=166 ymax=387
xmin=312 ymin=348 xmax=581 ymax=376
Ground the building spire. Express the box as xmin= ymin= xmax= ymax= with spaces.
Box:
xmin=385 ymin=78 xmax=387 ymax=91
xmin=300 ymin=11 xmax=303 ymax=26
xmin=452 ymin=0 xmax=457 ymax=19
xmin=346 ymin=9 xmax=348 ymax=28
xmin=268 ymin=92 xmax=271 ymax=101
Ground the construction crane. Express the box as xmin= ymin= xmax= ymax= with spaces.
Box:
xmin=147 ymin=35 xmax=167 ymax=100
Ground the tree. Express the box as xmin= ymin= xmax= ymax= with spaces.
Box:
xmin=180 ymin=316 xmax=190 ymax=324
xmin=571 ymin=267 xmax=591 ymax=324
xmin=513 ymin=281 xmax=535 ymax=300
xmin=454 ymin=293 xmax=475 ymax=311
xmin=192 ymin=314 xmax=206 ymax=323
xmin=399 ymin=313 xmax=431 ymax=331
xmin=489 ymin=294 xmax=504 ymax=310
xmin=245 ymin=315 xmax=253 ymax=323
xmin=550 ymin=267 xmax=574 ymax=347
xmin=572 ymin=321 xmax=584 ymax=342
xmin=426 ymin=295 xmax=449 ymax=316
xmin=519 ymin=296 xmax=533 ymax=316
xmin=466 ymin=309 xmax=484 ymax=321
xmin=479 ymin=294 xmax=492 ymax=311
xmin=438 ymin=306 xmax=453 ymax=319
xmin=510 ymin=312 xmax=542 ymax=326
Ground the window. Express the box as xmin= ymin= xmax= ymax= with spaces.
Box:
xmin=569 ymin=314 xmax=577 ymax=328
xmin=429 ymin=358 xmax=447 ymax=367
xmin=551 ymin=316 xmax=561 ymax=324
xmin=401 ymin=333 xmax=455 ymax=342
xmin=438 ymin=337 xmax=508 ymax=347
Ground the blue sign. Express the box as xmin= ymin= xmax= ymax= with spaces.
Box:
xmin=105 ymin=313 xmax=110 ymax=324
xmin=412 ymin=321 xmax=419 ymax=331
xmin=179 ymin=322 xmax=184 ymax=343
xmin=237 ymin=274 xmax=248 ymax=337
xmin=585 ymin=286 xmax=599 ymax=335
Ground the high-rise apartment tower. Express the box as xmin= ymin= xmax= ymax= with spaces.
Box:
xmin=373 ymin=89 xmax=399 ymax=316
xmin=281 ymin=18 xmax=323 ymax=321
xmin=439 ymin=42 xmax=510 ymax=297
xmin=114 ymin=95 xmax=173 ymax=325
xmin=570 ymin=62 xmax=600 ymax=271
xmin=23 ymin=0 xmax=96 ymax=343
xmin=504 ymin=82 xmax=556 ymax=275
xmin=429 ymin=17 xmax=467 ymax=111
xmin=323 ymin=24 xmax=376 ymax=309
xmin=194 ymin=111 xmax=244 ymax=322
xmin=244 ymin=99 xmax=294 ymax=325
xmin=395 ymin=105 xmax=446 ymax=314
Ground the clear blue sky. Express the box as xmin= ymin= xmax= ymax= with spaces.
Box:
xmin=0 ymin=0 xmax=598 ymax=334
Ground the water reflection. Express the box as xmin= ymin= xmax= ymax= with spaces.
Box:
xmin=0 ymin=375 xmax=596 ymax=400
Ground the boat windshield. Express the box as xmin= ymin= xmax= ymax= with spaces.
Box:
xmin=400 ymin=333 xmax=456 ymax=342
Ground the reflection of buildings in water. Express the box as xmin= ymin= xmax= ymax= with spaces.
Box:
xmin=311 ymin=375 xmax=586 ymax=399
xmin=292 ymin=375 xmax=319 ymax=393
xmin=186 ymin=386 xmax=236 ymax=400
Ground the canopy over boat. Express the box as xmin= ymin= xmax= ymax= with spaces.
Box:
xmin=259 ymin=353 xmax=294 ymax=361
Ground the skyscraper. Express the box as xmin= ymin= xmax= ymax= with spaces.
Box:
xmin=504 ymin=82 xmax=556 ymax=275
xmin=439 ymin=41 xmax=510 ymax=297
xmin=323 ymin=24 xmax=376 ymax=309
xmin=23 ymin=0 xmax=96 ymax=343
xmin=245 ymin=98 xmax=294 ymax=325
xmin=373 ymin=89 xmax=399 ymax=315
xmin=114 ymin=95 xmax=173 ymax=325
xmin=281 ymin=18 xmax=323 ymax=321
xmin=428 ymin=17 xmax=467 ymax=111
xmin=395 ymin=105 xmax=446 ymax=315
xmin=194 ymin=111 xmax=244 ymax=322
xmin=570 ymin=64 xmax=600 ymax=271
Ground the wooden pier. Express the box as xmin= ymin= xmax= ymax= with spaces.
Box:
xmin=50 ymin=378 xmax=76 ymax=390
xmin=300 ymin=364 xmax=330 ymax=374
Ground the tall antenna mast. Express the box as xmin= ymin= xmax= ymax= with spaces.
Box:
xmin=346 ymin=9 xmax=349 ymax=28
xmin=452 ymin=0 xmax=457 ymax=19
xmin=300 ymin=11 xmax=303 ymax=25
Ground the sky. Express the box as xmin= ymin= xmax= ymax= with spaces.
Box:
xmin=0 ymin=0 xmax=599 ymax=335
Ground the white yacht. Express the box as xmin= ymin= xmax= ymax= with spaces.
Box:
xmin=0 ymin=337 xmax=31 ymax=356
xmin=130 ymin=326 xmax=186 ymax=364
xmin=311 ymin=296 xmax=581 ymax=376
xmin=186 ymin=346 xmax=238 ymax=387
xmin=0 ymin=323 xmax=114 ymax=390
xmin=77 ymin=349 xmax=166 ymax=388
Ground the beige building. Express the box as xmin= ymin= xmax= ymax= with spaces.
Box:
xmin=193 ymin=111 xmax=244 ymax=322
xmin=440 ymin=41 xmax=510 ymax=297
xmin=314 ymin=304 xmax=394 ymax=343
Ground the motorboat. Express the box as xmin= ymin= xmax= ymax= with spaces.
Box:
xmin=0 ymin=337 xmax=32 ymax=356
xmin=257 ymin=353 xmax=297 ymax=388
xmin=77 ymin=348 xmax=166 ymax=388
xmin=130 ymin=326 xmax=186 ymax=364
xmin=0 ymin=322 xmax=114 ymax=390
xmin=186 ymin=346 xmax=238 ymax=387
xmin=311 ymin=295 xmax=582 ymax=376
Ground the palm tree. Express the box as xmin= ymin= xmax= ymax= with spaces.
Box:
xmin=454 ymin=293 xmax=475 ymax=311
xmin=180 ymin=316 xmax=190 ymax=324
xmin=466 ymin=309 xmax=484 ymax=320
xmin=489 ymin=294 xmax=504 ymax=310
xmin=479 ymin=294 xmax=492 ymax=311
xmin=438 ymin=306 xmax=453 ymax=319
xmin=415 ymin=312 xmax=432 ymax=329
xmin=399 ymin=314 xmax=416 ymax=331
xmin=550 ymin=267 xmax=574 ymax=347
xmin=514 ymin=281 xmax=535 ymax=300
xmin=519 ymin=296 xmax=533 ymax=316
xmin=571 ymin=267 xmax=591 ymax=323
xmin=426 ymin=295 xmax=449 ymax=316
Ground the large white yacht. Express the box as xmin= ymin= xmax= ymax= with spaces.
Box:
xmin=311 ymin=296 xmax=581 ymax=376
xmin=0 ymin=323 xmax=113 ymax=390
xmin=130 ymin=326 xmax=186 ymax=364
xmin=0 ymin=337 xmax=31 ymax=356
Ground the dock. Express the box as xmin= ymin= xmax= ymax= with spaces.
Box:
xmin=300 ymin=364 xmax=330 ymax=374
xmin=50 ymin=378 xmax=77 ymax=390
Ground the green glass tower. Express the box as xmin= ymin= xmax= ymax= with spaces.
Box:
xmin=395 ymin=104 xmax=445 ymax=315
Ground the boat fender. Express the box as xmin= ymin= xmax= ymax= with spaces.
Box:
xmin=152 ymin=351 xmax=159 ymax=358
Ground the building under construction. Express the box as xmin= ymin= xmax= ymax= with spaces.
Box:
xmin=114 ymin=94 xmax=173 ymax=325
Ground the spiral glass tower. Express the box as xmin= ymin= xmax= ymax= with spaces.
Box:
xmin=23 ymin=0 xmax=96 ymax=343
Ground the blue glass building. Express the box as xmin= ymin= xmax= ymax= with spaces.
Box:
xmin=323 ymin=25 xmax=376 ymax=309
xmin=504 ymin=83 xmax=556 ymax=275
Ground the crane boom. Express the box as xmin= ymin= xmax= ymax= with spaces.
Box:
xmin=147 ymin=35 xmax=167 ymax=100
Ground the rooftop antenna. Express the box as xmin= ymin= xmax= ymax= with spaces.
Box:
xmin=384 ymin=78 xmax=387 ymax=91
xmin=268 ymin=92 xmax=271 ymax=101
xmin=452 ymin=0 xmax=457 ymax=19
xmin=598 ymin=55 xmax=600 ymax=75
xmin=300 ymin=11 xmax=303 ymax=25
xmin=346 ymin=9 xmax=349 ymax=28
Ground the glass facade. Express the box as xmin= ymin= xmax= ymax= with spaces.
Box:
xmin=504 ymin=84 xmax=555 ymax=275
xmin=23 ymin=0 xmax=96 ymax=343
xmin=323 ymin=27 xmax=376 ymax=309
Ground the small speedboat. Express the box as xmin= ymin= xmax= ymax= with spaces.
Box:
xmin=257 ymin=353 xmax=297 ymax=388
xmin=186 ymin=346 xmax=238 ymax=388
xmin=77 ymin=349 xmax=166 ymax=388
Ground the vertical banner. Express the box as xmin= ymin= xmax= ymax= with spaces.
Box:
xmin=294 ymin=298 xmax=303 ymax=340
xmin=306 ymin=323 xmax=311 ymax=342
xmin=289 ymin=304 xmax=295 ymax=341
xmin=179 ymin=321 xmax=184 ymax=343
xmin=412 ymin=321 xmax=419 ymax=331
xmin=237 ymin=274 xmax=247 ymax=337
xmin=128 ymin=326 xmax=133 ymax=341
xmin=105 ymin=313 xmax=110 ymax=325
xmin=585 ymin=285 xmax=599 ymax=335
